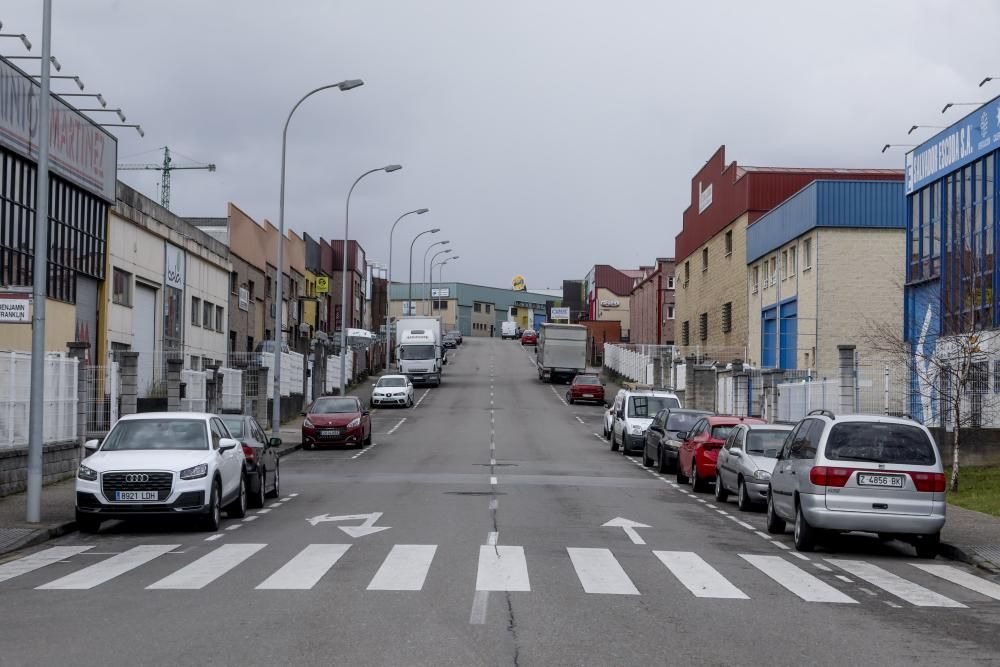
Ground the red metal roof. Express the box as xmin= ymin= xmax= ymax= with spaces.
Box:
xmin=593 ymin=265 xmax=635 ymax=296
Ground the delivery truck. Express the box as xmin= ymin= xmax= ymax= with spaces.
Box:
xmin=395 ymin=316 xmax=442 ymax=386
xmin=536 ymin=323 xmax=587 ymax=383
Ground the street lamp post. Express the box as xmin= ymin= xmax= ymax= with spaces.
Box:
xmin=338 ymin=165 xmax=403 ymax=396
xmin=386 ymin=208 xmax=429 ymax=372
xmin=427 ymin=249 xmax=453 ymax=317
xmin=407 ymin=228 xmax=440 ymax=322
xmin=434 ymin=256 xmax=459 ymax=329
xmin=271 ymin=78 xmax=364 ymax=437
xmin=422 ymin=241 xmax=450 ymax=315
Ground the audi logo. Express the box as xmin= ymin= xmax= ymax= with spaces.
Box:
xmin=124 ymin=474 xmax=150 ymax=483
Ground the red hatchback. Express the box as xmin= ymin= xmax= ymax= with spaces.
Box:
xmin=566 ymin=374 xmax=605 ymax=405
xmin=521 ymin=330 xmax=538 ymax=346
xmin=677 ymin=415 xmax=766 ymax=491
xmin=302 ymin=396 xmax=372 ymax=450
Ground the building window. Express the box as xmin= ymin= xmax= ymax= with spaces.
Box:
xmin=684 ymin=261 xmax=690 ymax=286
xmin=248 ymin=280 xmax=255 ymax=300
xmin=803 ymin=238 xmax=812 ymax=269
xmin=681 ymin=321 xmax=690 ymax=346
xmin=486 ymin=304 xmax=492 ymax=313
xmin=474 ymin=302 xmax=482 ymax=312
xmin=666 ymin=276 xmax=675 ymax=289
xmin=789 ymin=246 xmax=797 ymax=276
xmin=781 ymin=250 xmax=788 ymax=280
xmin=112 ymin=268 xmax=132 ymax=307
xmin=699 ymin=312 xmax=708 ymax=340
xmin=266 ymin=276 xmax=272 ymax=299
xmin=230 ymin=271 xmax=238 ymax=295
xmin=191 ymin=297 xmax=201 ymax=326
xmin=203 ymin=300 xmax=213 ymax=328
xmin=433 ymin=300 xmax=447 ymax=310
xmin=752 ymin=266 xmax=759 ymax=293
xmin=667 ymin=305 xmax=675 ymax=320
xmin=722 ymin=302 xmax=732 ymax=333
xmin=724 ymin=230 xmax=733 ymax=256
xmin=770 ymin=257 xmax=778 ymax=284
xmin=702 ymin=248 xmax=709 ymax=271
xmin=190 ymin=355 xmax=200 ymax=371
xmin=511 ymin=307 xmax=518 ymax=315
xmin=216 ymin=305 xmax=224 ymax=332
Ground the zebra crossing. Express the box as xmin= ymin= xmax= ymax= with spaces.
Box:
xmin=2 ymin=541 xmax=999 ymax=608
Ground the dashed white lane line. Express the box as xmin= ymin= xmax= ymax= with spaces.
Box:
xmin=836 ymin=575 xmax=854 ymax=583
xmin=791 ymin=552 xmax=811 ymax=561
xmin=469 ymin=590 xmax=490 ymax=624
xmin=386 ymin=418 xmax=407 ymax=435
xmin=754 ymin=531 xmax=774 ymax=541
xmin=256 ymin=508 xmax=272 ymax=515
xmin=813 ymin=563 xmax=833 ymax=572
xmin=204 ymin=534 xmax=224 ymax=541
xmin=487 ymin=531 xmax=499 ymax=546
xmin=490 ymin=476 xmax=498 ymax=486
xmin=288 ymin=493 xmax=299 ymax=497
xmin=575 ymin=416 xmax=585 ymax=424
xmin=242 ymin=515 xmax=259 ymax=523
xmin=489 ymin=499 xmax=499 ymax=510
xmin=414 ymin=389 xmax=431 ymax=408
xmin=735 ymin=520 xmax=755 ymax=530
xmin=225 ymin=524 xmax=242 ymax=531
xmin=280 ymin=497 xmax=292 ymax=502
xmin=490 ymin=458 xmax=496 ymax=466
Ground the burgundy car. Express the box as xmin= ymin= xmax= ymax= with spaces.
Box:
xmin=521 ymin=330 xmax=538 ymax=346
xmin=302 ymin=396 xmax=372 ymax=450
xmin=566 ymin=374 xmax=605 ymax=405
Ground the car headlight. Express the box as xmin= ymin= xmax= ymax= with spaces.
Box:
xmin=303 ymin=417 xmax=314 ymax=428
xmin=347 ymin=417 xmax=361 ymax=429
xmin=752 ymin=469 xmax=771 ymax=481
xmin=631 ymin=425 xmax=645 ymax=435
xmin=180 ymin=464 xmax=208 ymax=480
xmin=78 ymin=464 xmax=98 ymax=481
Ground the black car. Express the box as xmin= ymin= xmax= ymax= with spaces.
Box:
xmin=446 ymin=330 xmax=463 ymax=345
xmin=642 ymin=408 xmax=712 ymax=473
xmin=222 ymin=415 xmax=281 ymax=507
xmin=443 ymin=334 xmax=458 ymax=349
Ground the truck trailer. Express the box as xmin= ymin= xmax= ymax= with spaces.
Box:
xmin=395 ymin=316 xmax=442 ymax=386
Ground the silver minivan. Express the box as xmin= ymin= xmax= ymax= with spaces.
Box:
xmin=766 ymin=411 xmax=946 ymax=557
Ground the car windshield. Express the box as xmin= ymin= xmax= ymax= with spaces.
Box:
xmin=221 ymin=418 xmax=244 ymax=437
xmin=665 ymin=412 xmax=704 ymax=432
xmin=628 ymin=395 xmax=678 ymax=418
xmin=399 ymin=345 xmax=435 ymax=360
xmin=378 ymin=378 xmax=407 ymax=388
xmin=746 ymin=430 xmax=789 ymax=457
xmin=825 ymin=422 xmax=937 ymax=465
xmin=711 ymin=425 xmax=735 ymax=441
xmin=101 ymin=419 xmax=208 ymax=451
xmin=310 ymin=397 xmax=360 ymax=414
xmin=574 ymin=375 xmax=600 ymax=385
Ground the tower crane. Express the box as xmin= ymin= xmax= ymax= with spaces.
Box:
xmin=118 ymin=146 xmax=216 ymax=210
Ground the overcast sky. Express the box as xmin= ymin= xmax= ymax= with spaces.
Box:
xmin=3 ymin=1 xmax=997 ymax=289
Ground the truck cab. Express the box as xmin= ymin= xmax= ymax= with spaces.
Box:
xmin=397 ymin=329 xmax=441 ymax=386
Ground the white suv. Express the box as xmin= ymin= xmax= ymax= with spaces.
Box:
xmin=766 ymin=411 xmax=946 ymax=556
xmin=75 ymin=412 xmax=248 ymax=533
xmin=610 ymin=388 xmax=682 ymax=455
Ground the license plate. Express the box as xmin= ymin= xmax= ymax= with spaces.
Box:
xmin=321 ymin=429 xmax=340 ymax=437
xmin=583 ymin=394 xmax=594 ymax=398
xmin=857 ymin=473 xmax=904 ymax=488
xmin=115 ymin=491 xmax=158 ymax=501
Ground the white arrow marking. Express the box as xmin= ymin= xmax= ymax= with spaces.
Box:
xmin=306 ymin=512 xmax=391 ymax=537
xmin=602 ymin=517 xmax=651 ymax=545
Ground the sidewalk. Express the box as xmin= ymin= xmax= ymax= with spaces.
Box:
xmin=0 ymin=371 xmax=386 ymax=557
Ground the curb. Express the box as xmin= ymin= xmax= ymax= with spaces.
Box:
xmin=276 ymin=443 xmax=302 ymax=459
xmin=939 ymin=541 xmax=1000 ymax=575
xmin=0 ymin=520 xmax=77 ymax=558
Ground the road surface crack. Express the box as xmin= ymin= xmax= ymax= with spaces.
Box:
xmin=505 ymin=592 xmax=521 ymax=667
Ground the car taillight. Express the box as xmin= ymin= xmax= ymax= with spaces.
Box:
xmin=241 ymin=444 xmax=255 ymax=462
xmin=809 ymin=466 xmax=852 ymax=487
xmin=910 ymin=472 xmax=946 ymax=492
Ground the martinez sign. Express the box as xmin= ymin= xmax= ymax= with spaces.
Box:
xmin=0 ymin=58 xmax=117 ymax=201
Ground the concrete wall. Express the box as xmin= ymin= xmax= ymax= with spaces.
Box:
xmin=184 ymin=251 xmax=230 ymax=367
xmin=0 ymin=299 xmax=77 ymax=353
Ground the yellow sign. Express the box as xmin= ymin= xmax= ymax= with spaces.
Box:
xmin=316 ymin=276 xmax=330 ymax=294
xmin=512 ymin=275 xmax=526 ymax=291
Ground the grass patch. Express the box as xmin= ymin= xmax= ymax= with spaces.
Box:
xmin=945 ymin=465 xmax=1000 ymax=517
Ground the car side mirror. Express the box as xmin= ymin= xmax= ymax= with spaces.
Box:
xmin=676 ymin=431 xmax=688 ymax=441
xmin=268 ymin=437 xmax=282 ymax=448
xmin=84 ymin=439 xmax=100 ymax=452
xmin=300 ymin=411 xmax=307 ymax=417
xmin=219 ymin=437 xmax=239 ymax=452
xmin=363 ymin=409 xmax=370 ymax=417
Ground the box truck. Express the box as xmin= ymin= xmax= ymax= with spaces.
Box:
xmin=536 ymin=323 xmax=587 ymax=383
xmin=395 ymin=316 xmax=442 ymax=386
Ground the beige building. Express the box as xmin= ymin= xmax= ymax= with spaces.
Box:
xmin=745 ymin=180 xmax=905 ymax=372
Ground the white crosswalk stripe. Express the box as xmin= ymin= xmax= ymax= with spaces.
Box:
xmin=568 ymin=548 xmax=639 ymax=595
xmin=910 ymin=563 xmax=1000 ymax=601
xmin=367 ymin=544 xmax=437 ymax=591
xmin=147 ymin=544 xmax=265 ymax=590
xmin=38 ymin=545 xmax=179 ymax=590
xmin=257 ymin=544 xmax=351 ymax=590
xmin=741 ymin=554 xmax=857 ymax=603
xmin=826 ymin=559 xmax=966 ymax=608
xmin=476 ymin=545 xmax=530 ymax=591
xmin=0 ymin=546 xmax=92 ymax=584
xmin=655 ymin=551 xmax=748 ymax=599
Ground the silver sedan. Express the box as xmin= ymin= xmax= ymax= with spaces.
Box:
xmin=715 ymin=423 xmax=792 ymax=511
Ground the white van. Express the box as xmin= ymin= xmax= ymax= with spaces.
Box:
xmin=501 ymin=321 xmax=518 ymax=340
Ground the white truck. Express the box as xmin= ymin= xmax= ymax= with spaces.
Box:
xmin=536 ymin=323 xmax=587 ymax=383
xmin=395 ymin=316 xmax=442 ymax=386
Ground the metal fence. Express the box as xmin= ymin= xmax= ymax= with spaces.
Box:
xmin=180 ymin=369 xmax=207 ymax=412
xmin=0 ymin=351 xmax=78 ymax=449
xmin=326 ymin=353 xmax=355 ymax=393
xmin=776 ymin=378 xmax=840 ymax=423
xmin=603 ymin=344 xmax=677 ymax=386
xmin=81 ymin=362 xmax=119 ymax=441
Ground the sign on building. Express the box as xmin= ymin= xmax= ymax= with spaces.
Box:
xmin=512 ymin=275 xmax=526 ymax=291
xmin=0 ymin=291 xmax=31 ymax=322
xmin=316 ymin=276 xmax=330 ymax=294
xmin=164 ymin=244 xmax=185 ymax=289
xmin=550 ymin=306 xmax=570 ymax=320
xmin=238 ymin=286 xmax=249 ymax=311
xmin=600 ymin=299 xmax=621 ymax=308
xmin=431 ymin=287 xmax=450 ymax=297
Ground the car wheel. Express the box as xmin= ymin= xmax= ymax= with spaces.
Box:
xmin=610 ymin=430 xmax=620 ymax=452
xmin=364 ymin=428 xmax=372 ymax=445
xmin=737 ymin=478 xmax=752 ymax=511
xmin=567 ymin=394 xmax=574 ymax=405
xmin=250 ymin=470 xmax=266 ymax=508
xmin=227 ymin=475 xmax=248 ymax=519
xmin=676 ymin=460 xmax=689 ymax=484
xmin=202 ymin=480 xmax=222 ymax=532
xmin=914 ymin=532 xmax=940 ymax=559
xmin=656 ymin=447 xmax=668 ymax=474
xmin=765 ymin=490 xmax=785 ymax=534
xmin=643 ymin=446 xmax=654 ymax=467
xmin=304 ymin=440 xmax=314 ymax=451
xmin=714 ymin=474 xmax=729 ymax=502
xmin=266 ymin=462 xmax=280 ymax=499
xmin=76 ymin=511 xmax=101 ymax=534
xmin=691 ymin=466 xmax=706 ymax=492
xmin=793 ymin=502 xmax=816 ymax=552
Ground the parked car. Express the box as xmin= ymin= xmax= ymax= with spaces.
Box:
xmin=715 ymin=422 xmax=793 ymax=510
xmin=766 ymin=411 xmax=945 ymax=556
xmin=221 ymin=414 xmax=281 ymax=508
xmin=371 ymin=374 xmax=414 ymax=408
xmin=75 ymin=412 xmax=248 ymax=533
xmin=521 ymin=329 xmax=538 ymax=346
xmin=611 ymin=388 xmax=683 ymax=454
xmin=501 ymin=321 xmax=518 ymax=339
xmin=443 ymin=333 xmax=458 ymax=349
xmin=603 ymin=389 xmax=627 ymax=439
xmin=302 ymin=396 xmax=372 ymax=449
xmin=447 ymin=329 xmax=463 ymax=345
xmin=642 ymin=408 xmax=712 ymax=472
xmin=676 ymin=415 xmax=766 ymax=491
xmin=566 ymin=373 xmax=605 ymax=405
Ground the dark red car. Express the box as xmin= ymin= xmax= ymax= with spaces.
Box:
xmin=677 ymin=415 xmax=766 ymax=491
xmin=302 ymin=396 xmax=372 ymax=450
xmin=521 ymin=330 xmax=538 ymax=346
xmin=566 ymin=374 xmax=605 ymax=405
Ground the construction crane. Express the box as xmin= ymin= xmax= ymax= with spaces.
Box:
xmin=118 ymin=146 xmax=216 ymax=210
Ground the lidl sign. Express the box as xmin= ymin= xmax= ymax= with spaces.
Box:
xmin=316 ymin=276 xmax=329 ymax=294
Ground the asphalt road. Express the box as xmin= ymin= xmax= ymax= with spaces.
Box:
xmin=2 ymin=338 xmax=1000 ymax=666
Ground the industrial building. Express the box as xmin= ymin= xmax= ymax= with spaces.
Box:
xmin=389 ymin=282 xmax=551 ymax=336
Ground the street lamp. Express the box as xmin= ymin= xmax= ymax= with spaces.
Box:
xmin=980 ymin=77 xmax=1000 ymax=87
xmin=99 ymin=123 xmax=144 ymax=138
xmin=941 ymin=102 xmax=985 ymax=114
xmin=881 ymin=144 xmax=916 ymax=154
xmin=907 ymin=125 xmax=946 ymax=135
xmin=427 ymin=248 xmax=452 ymax=314
xmin=422 ymin=241 xmax=450 ymax=315
xmin=407 ymin=228 xmax=439 ymax=321
xmin=31 ymin=74 xmax=83 ymax=90
xmin=386 ymin=208 xmax=429 ymax=371
xmin=271 ymin=79 xmax=364 ymax=437
xmin=7 ymin=55 xmax=61 ymax=71
xmin=56 ymin=92 xmax=106 ymax=107
xmin=0 ymin=32 xmax=32 ymax=50
xmin=78 ymin=107 xmax=127 ymax=122
xmin=338 ymin=164 xmax=403 ymax=396
xmin=432 ymin=256 xmax=458 ymax=328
